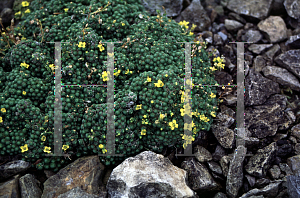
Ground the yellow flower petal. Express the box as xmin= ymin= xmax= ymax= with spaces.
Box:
xmin=22 ymin=1 xmax=30 ymax=7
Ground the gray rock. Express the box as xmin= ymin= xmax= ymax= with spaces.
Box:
xmin=228 ymin=12 xmax=247 ymax=24
xmin=287 ymin=155 xmax=300 ymax=176
xmin=284 ymin=0 xmax=300 ymax=19
xmin=226 ymin=145 xmax=247 ymax=198
xmin=181 ymin=157 xmax=222 ymax=195
xmin=207 ymin=161 xmax=223 ymax=175
xmin=57 ymin=187 xmax=101 ymax=198
xmin=279 ymin=163 xmax=294 ymax=176
xmin=245 ymin=142 xmax=278 ymax=178
xmin=286 ymin=175 xmax=300 ymax=198
xmin=0 ymin=160 xmax=31 ymax=182
xmin=214 ymin=33 xmax=223 ymax=45
xmin=0 ymin=8 xmax=14 ymax=25
xmin=264 ymin=44 xmax=281 ymax=61
xmin=211 ymin=125 xmax=235 ymax=149
xmin=241 ymin=30 xmax=263 ymax=43
xmin=275 ymin=49 xmax=300 ymax=79
xmin=194 ymin=145 xmax=213 ymax=163
xmin=262 ymin=65 xmax=300 ymax=92
xmin=245 ymin=68 xmax=281 ymax=107
xmin=219 ymin=156 xmax=233 ymax=177
xmin=253 ymin=55 xmax=267 ymax=73
xmin=285 ymin=34 xmax=300 ymax=48
xmin=239 ymin=181 xmax=282 ymax=198
xmin=213 ymin=192 xmax=228 ymax=198
xmin=268 ymin=165 xmax=281 ymax=179
xmin=0 ymin=0 xmax=14 ymax=13
xmin=180 ymin=0 xmax=211 ymax=32
xmin=0 ymin=174 xmax=21 ymax=198
xmin=107 ymin=151 xmax=199 ymax=198
xmin=258 ymin=16 xmax=288 ymax=43
xmin=245 ymin=174 xmax=256 ymax=187
xmin=212 ymin=145 xmax=227 ymax=162
xmin=224 ymin=19 xmax=244 ymax=31
xmin=226 ymin=0 xmax=273 ymax=20
xmin=19 ymin=174 xmax=42 ymax=198
xmin=140 ymin=0 xmax=183 ymax=17
xmin=248 ymin=44 xmax=273 ymax=54
xmin=218 ymin=31 xmax=228 ymax=42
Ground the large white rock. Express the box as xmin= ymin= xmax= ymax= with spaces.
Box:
xmin=106 ymin=151 xmax=199 ymax=198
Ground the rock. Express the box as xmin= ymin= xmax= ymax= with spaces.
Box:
xmin=224 ymin=19 xmax=244 ymax=31
xmin=248 ymin=44 xmax=273 ymax=54
xmin=212 ymin=145 xmax=227 ymax=162
xmin=239 ymin=181 xmax=282 ymax=198
xmin=245 ymin=142 xmax=277 ymax=178
xmin=226 ymin=145 xmax=247 ymax=198
xmin=245 ymin=68 xmax=281 ymax=107
xmin=268 ymin=165 xmax=281 ymax=179
xmin=180 ymin=0 xmax=211 ymax=32
xmin=214 ymin=33 xmax=223 ymax=45
xmin=0 ymin=160 xmax=31 ymax=182
xmin=271 ymin=0 xmax=286 ymax=15
xmin=253 ymin=55 xmax=267 ymax=73
xmin=211 ymin=125 xmax=235 ymax=149
xmin=41 ymin=155 xmax=105 ymax=198
xmin=286 ymin=175 xmax=300 ymax=198
xmin=285 ymin=34 xmax=300 ymax=48
xmin=181 ymin=157 xmax=222 ymax=195
xmin=274 ymin=49 xmax=300 ymax=79
xmin=284 ymin=0 xmax=300 ymax=20
xmin=19 ymin=174 xmax=43 ymax=198
xmin=241 ymin=30 xmax=263 ymax=43
xmin=264 ymin=44 xmax=281 ymax=61
xmin=0 ymin=0 xmax=14 ymax=13
xmin=226 ymin=0 xmax=273 ymax=20
xmin=207 ymin=161 xmax=223 ymax=175
xmin=287 ymin=155 xmax=300 ymax=176
xmin=194 ymin=145 xmax=213 ymax=163
xmin=140 ymin=0 xmax=183 ymax=17
xmin=245 ymin=174 xmax=256 ymax=187
xmin=106 ymin=151 xmax=198 ymax=198
xmin=219 ymin=156 xmax=232 ymax=177
xmin=257 ymin=16 xmax=288 ymax=43
xmin=57 ymin=187 xmax=101 ymax=198
xmin=0 ymin=174 xmax=21 ymax=198
xmin=0 ymin=8 xmax=14 ymax=25
xmin=262 ymin=66 xmax=300 ymax=92
xmin=218 ymin=31 xmax=228 ymax=42
xmin=213 ymin=192 xmax=228 ymax=198
xmin=228 ymin=12 xmax=247 ymax=24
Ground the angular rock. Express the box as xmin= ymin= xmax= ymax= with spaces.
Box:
xmin=262 ymin=66 xmax=300 ymax=92
xmin=285 ymin=34 xmax=300 ymax=48
xmin=181 ymin=157 xmax=222 ymax=195
xmin=226 ymin=0 xmax=273 ymax=20
xmin=41 ymin=155 xmax=105 ymax=198
xmin=212 ymin=145 xmax=227 ymax=162
xmin=248 ymin=44 xmax=273 ymax=54
xmin=245 ymin=142 xmax=278 ymax=178
xmin=0 ymin=174 xmax=21 ymax=198
xmin=57 ymin=187 xmax=102 ymax=198
xmin=180 ymin=0 xmax=211 ymax=32
xmin=213 ymin=192 xmax=228 ymax=198
xmin=245 ymin=174 xmax=256 ymax=188
xmin=0 ymin=0 xmax=14 ymax=13
xmin=19 ymin=174 xmax=42 ymax=198
xmin=284 ymin=0 xmax=300 ymax=19
xmin=218 ymin=31 xmax=228 ymax=42
xmin=241 ymin=30 xmax=263 ymax=43
xmin=287 ymin=155 xmax=300 ymax=176
xmin=207 ymin=161 xmax=223 ymax=175
xmin=253 ymin=55 xmax=266 ymax=73
xmin=219 ymin=156 xmax=233 ymax=177
xmin=257 ymin=16 xmax=288 ymax=43
xmin=0 ymin=8 xmax=14 ymax=25
xmin=228 ymin=12 xmax=247 ymax=24
xmin=264 ymin=44 xmax=281 ymax=60
xmin=286 ymin=175 xmax=300 ymax=198
xmin=140 ymin=0 xmax=183 ymax=17
xmin=194 ymin=145 xmax=213 ymax=163
xmin=268 ymin=165 xmax=281 ymax=179
xmin=245 ymin=94 xmax=287 ymax=138
xmin=107 ymin=151 xmax=198 ymax=198
xmin=0 ymin=160 xmax=31 ymax=182
xmin=275 ymin=49 xmax=300 ymax=79
xmin=224 ymin=19 xmax=244 ymax=31
xmin=245 ymin=68 xmax=281 ymax=107
xmin=239 ymin=181 xmax=282 ymax=198
xmin=211 ymin=125 xmax=235 ymax=149
xmin=226 ymin=145 xmax=247 ymax=198
xmin=279 ymin=163 xmax=294 ymax=176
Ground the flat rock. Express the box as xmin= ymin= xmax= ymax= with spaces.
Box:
xmin=284 ymin=0 xmax=300 ymax=19
xmin=258 ymin=16 xmax=288 ymax=43
xmin=275 ymin=49 xmax=300 ymax=79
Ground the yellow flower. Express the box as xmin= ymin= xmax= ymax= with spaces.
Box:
xmin=1 ymin=108 xmax=6 ymax=113
xmin=64 ymin=8 xmax=69 ymax=12
xmin=20 ymin=144 xmax=28 ymax=153
xmin=209 ymin=92 xmax=216 ymax=98
xmin=191 ymin=24 xmax=197 ymax=31
xmin=154 ymin=79 xmax=164 ymax=87
xmin=125 ymin=69 xmax=131 ymax=74
xmin=143 ymin=115 xmax=147 ymax=118
xmin=78 ymin=42 xmax=86 ymax=48
xmin=99 ymin=144 xmax=104 ymax=149
xmin=210 ymin=67 xmax=217 ymax=71
xmin=23 ymin=91 xmax=26 ymax=95
xmin=15 ymin=11 xmax=21 ymax=16
xmin=114 ymin=69 xmax=121 ymax=77
xmin=102 ymin=149 xmax=107 ymax=154
xmin=141 ymin=129 xmax=146 ymax=135
xmin=98 ymin=43 xmax=105 ymax=52
xmin=147 ymin=76 xmax=151 ymax=82
xmin=189 ymin=32 xmax=194 ymax=36
xmin=41 ymin=135 xmax=46 ymax=141
xmin=102 ymin=71 xmax=109 ymax=81
xmin=24 ymin=9 xmax=30 ymax=13
xmin=21 ymin=37 xmax=26 ymax=40
xmin=121 ymin=22 xmax=125 ymax=26
xmin=62 ymin=145 xmax=69 ymax=151
xmin=165 ymin=74 xmax=168 ymax=77
xmin=22 ymin=1 xmax=30 ymax=7
xmin=178 ymin=20 xmax=189 ymax=29
xmin=169 ymin=120 xmax=178 ymax=130
xmin=20 ymin=62 xmax=29 ymax=69
xmin=151 ymin=100 xmax=154 ymax=103
xmin=44 ymin=146 xmax=51 ymax=153
xmin=0 ymin=117 xmax=3 ymax=123
xmin=170 ymin=112 xmax=174 ymax=117
xmin=159 ymin=113 xmax=166 ymax=120
xmin=211 ymin=111 xmax=216 ymax=117
xmin=136 ymin=104 xmax=142 ymax=110
xmin=113 ymin=20 xmax=116 ymax=23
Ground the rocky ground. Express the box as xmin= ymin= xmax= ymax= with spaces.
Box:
xmin=1 ymin=0 xmax=300 ymax=197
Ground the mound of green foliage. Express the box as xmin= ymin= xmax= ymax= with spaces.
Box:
xmin=0 ymin=0 xmax=220 ymax=172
